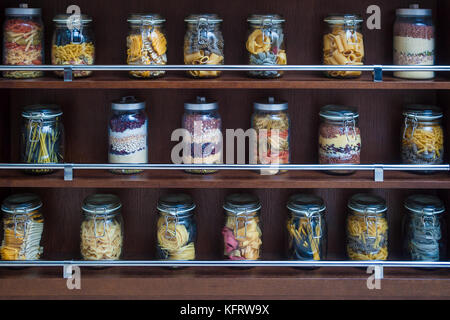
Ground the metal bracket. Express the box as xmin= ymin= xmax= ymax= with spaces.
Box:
xmin=374 ymin=166 xmax=384 ymax=182
xmin=374 ymin=265 xmax=384 ymax=280
xmin=63 ymin=264 xmax=73 ymax=279
xmin=64 ymin=164 xmax=73 ymax=181
xmin=64 ymin=66 xmax=73 ymax=82
xmin=373 ymin=65 xmax=383 ymax=82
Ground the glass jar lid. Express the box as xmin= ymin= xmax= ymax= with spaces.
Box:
xmin=254 ymin=97 xmax=288 ymax=112
xmin=185 ymin=14 xmax=222 ymax=24
xmin=111 ymin=96 xmax=146 ymax=111
xmin=403 ymin=105 xmax=442 ymax=121
xmin=348 ymin=193 xmax=387 ymax=214
xmin=324 ymin=14 xmax=363 ymax=25
xmin=184 ymin=96 xmax=218 ymax=111
xmin=396 ymin=4 xmax=432 ymax=17
xmin=319 ymin=105 xmax=359 ymax=121
xmin=127 ymin=13 xmax=165 ymax=24
xmin=287 ymin=194 xmax=326 ymax=216
xmin=82 ymin=194 xmax=122 ymax=215
xmin=53 ymin=14 xmax=93 ymax=24
xmin=223 ymin=193 xmax=261 ymax=215
xmin=5 ymin=4 xmax=41 ymax=16
xmin=22 ymin=104 xmax=63 ymax=120
xmin=247 ymin=14 xmax=285 ymax=24
xmin=404 ymin=194 xmax=445 ymax=215
xmin=1 ymin=193 xmax=43 ymax=214
xmin=157 ymin=193 xmax=196 ymax=216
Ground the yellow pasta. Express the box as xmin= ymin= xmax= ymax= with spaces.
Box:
xmin=184 ymin=50 xmax=224 ymax=78
xmin=52 ymin=42 xmax=95 ymax=77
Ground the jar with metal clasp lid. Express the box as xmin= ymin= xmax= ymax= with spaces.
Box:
xmin=401 ymin=105 xmax=443 ymax=169
xmin=156 ymin=193 xmax=196 ymax=261
xmin=403 ymin=194 xmax=446 ymax=261
xmin=184 ymin=14 xmax=224 ymax=78
xmin=20 ymin=104 xmax=64 ymax=175
xmin=80 ymin=194 xmax=123 ymax=260
xmin=286 ymin=194 xmax=327 ymax=261
xmin=246 ymin=14 xmax=286 ymax=78
xmin=222 ymin=193 xmax=262 ymax=260
xmin=0 ymin=193 xmax=44 ymax=260
xmin=346 ymin=193 xmax=388 ymax=261
xmin=127 ymin=14 xmax=167 ymax=78
xmin=318 ymin=105 xmax=361 ymax=174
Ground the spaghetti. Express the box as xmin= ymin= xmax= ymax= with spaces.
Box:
xmin=287 ymin=216 xmax=324 ymax=260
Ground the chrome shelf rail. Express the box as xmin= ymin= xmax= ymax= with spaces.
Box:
xmin=1 ymin=64 xmax=450 ymax=82
xmin=0 ymin=163 xmax=448 ymax=181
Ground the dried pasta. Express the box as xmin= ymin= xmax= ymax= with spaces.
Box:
xmin=52 ymin=42 xmax=95 ymax=77
xmin=80 ymin=218 xmax=123 ymax=260
xmin=287 ymin=216 xmax=324 ymax=260
xmin=402 ymin=124 xmax=444 ymax=164
xmin=222 ymin=214 xmax=262 ymax=260
xmin=156 ymin=216 xmax=195 ymax=260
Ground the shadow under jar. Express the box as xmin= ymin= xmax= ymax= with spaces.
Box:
xmin=127 ymin=14 xmax=167 ymax=79
xmin=403 ymin=194 xmax=447 ymax=261
xmin=246 ymin=14 xmax=286 ymax=79
xmin=401 ymin=105 xmax=443 ymax=173
xmin=80 ymin=194 xmax=123 ymax=261
xmin=108 ymin=96 xmax=148 ymax=175
xmin=323 ymin=14 xmax=364 ymax=79
xmin=346 ymin=193 xmax=388 ymax=261
xmin=318 ymin=105 xmax=360 ymax=175
xmin=20 ymin=104 xmax=64 ymax=175
xmin=156 ymin=193 xmax=197 ymax=261
xmin=0 ymin=193 xmax=44 ymax=261
xmin=222 ymin=193 xmax=262 ymax=261
xmin=251 ymin=97 xmax=290 ymax=175
xmin=51 ymin=14 xmax=95 ymax=78
xmin=182 ymin=96 xmax=222 ymax=174
xmin=286 ymin=194 xmax=327 ymax=262
xmin=184 ymin=14 xmax=224 ymax=78
xmin=3 ymin=4 xmax=44 ymax=79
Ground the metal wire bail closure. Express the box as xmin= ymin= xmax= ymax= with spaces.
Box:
xmin=345 ymin=16 xmax=358 ymax=45
xmin=93 ymin=208 xmax=107 ymax=239
xmin=261 ymin=18 xmax=273 ymax=45
xmin=343 ymin=116 xmax=357 ymax=142
xmin=197 ymin=18 xmax=209 ymax=45
xmin=307 ymin=209 xmax=322 ymax=239
xmin=403 ymin=115 xmax=418 ymax=141
xmin=28 ymin=115 xmax=44 ymax=143
xmin=363 ymin=208 xmax=379 ymax=240
xmin=421 ymin=208 xmax=437 ymax=240
xmin=234 ymin=209 xmax=249 ymax=240
xmin=164 ymin=210 xmax=180 ymax=240
xmin=13 ymin=209 xmax=28 ymax=239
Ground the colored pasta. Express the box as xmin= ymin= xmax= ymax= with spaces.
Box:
xmin=223 ymin=214 xmax=262 ymax=260
xmin=287 ymin=216 xmax=324 ymax=260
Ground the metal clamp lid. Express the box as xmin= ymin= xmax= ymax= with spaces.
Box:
xmin=223 ymin=193 xmax=261 ymax=215
xmin=127 ymin=13 xmax=166 ymax=24
xmin=184 ymin=96 xmax=219 ymax=111
xmin=403 ymin=105 xmax=443 ymax=121
xmin=324 ymin=14 xmax=363 ymax=25
xmin=396 ymin=4 xmax=432 ymax=17
xmin=319 ymin=105 xmax=359 ymax=121
xmin=5 ymin=4 xmax=42 ymax=16
xmin=82 ymin=194 xmax=122 ymax=215
xmin=287 ymin=194 xmax=326 ymax=216
xmin=185 ymin=14 xmax=222 ymax=24
xmin=111 ymin=96 xmax=146 ymax=111
xmin=254 ymin=97 xmax=288 ymax=112
xmin=157 ymin=193 xmax=196 ymax=216
xmin=404 ymin=194 xmax=445 ymax=215
xmin=348 ymin=193 xmax=387 ymax=215
xmin=1 ymin=193 xmax=43 ymax=214
xmin=22 ymin=104 xmax=63 ymax=120
xmin=247 ymin=14 xmax=285 ymax=24
xmin=53 ymin=14 xmax=92 ymax=24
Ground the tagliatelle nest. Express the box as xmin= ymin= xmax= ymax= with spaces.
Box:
xmin=246 ymin=29 xmax=271 ymax=55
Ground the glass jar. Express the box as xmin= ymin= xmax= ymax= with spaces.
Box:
xmin=80 ymin=194 xmax=123 ymax=260
xmin=346 ymin=193 xmax=388 ymax=261
xmin=127 ymin=14 xmax=167 ymax=79
xmin=184 ymin=14 xmax=224 ymax=78
xmin=394 ymin=5 xmax=434 ymax=80
xmin=108 ymin=96 xmax=148 ymax=174
xmin=246 ymin=14 xmax=286 ymax=78
xmin=401 ymin=105 xmax=443 ymax=167
xmin=0 ymin=193 xmax=44 ymax=260
xmin=251 ymin=97 xmax=290 ymax=175
xmin=20 ymin=104 xmax=64 ymax=175
xmin=323 ymin=14 xmax=364 ymax=78
xmin=156 ymin=193 xmax=196 ymax=261
xmin=403 ymin=194 xmax=446 ymax=261
xmin=3 ymin=4 xmax=44 ymax=78
xmin=286 ymin=194 xmax=327 ymax=261
xmin=182 ymin=96 xmax=222 ymax=174
xmin=51 ymin=14 xmax=95 ymax=78
xmin=223 ymin=193 xmax=262 ymax=260
xmin=319 ymin=105 xmax=361 ymax=174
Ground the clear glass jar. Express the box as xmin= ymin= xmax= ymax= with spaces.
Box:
xmin=401 ymin=105 xmax=443 ymax=167
xmin=182 ymin=97 xmax=222 ymax=174
xmin=222 ymin=193 xmax=262 ymax=260
xmin=3 ymin=4 xmax=44 ymax=78
xmin=127 ymin=14 xmax=167 ymax=79
xmin=394 ymin=5 xmax=434 ymax=80
xmin=403 ymin=194 xmax=447 ymax=261
xmin=251 ymin=97 xmax=290 ymax=175
xmin=51 ymin=14 xmax=95 ymax=78
xmin=323 ymin=14 xmax=364 ymax=78
xmin=156 ymin=193 xmax=196 ymax=261
xmin=319 ymin=105 xmax=361 ymax=174
xmin=287 ymin=194 xmax=327 ymax=261
xmin=184 ymin=14 xmax=224 ymax=78
xmin=0 ymin=193 xmax=44 ymax=260
xmin=80 ymin=194 xmax=123 ymax=260
xmin=108 ymin=96 xmax=148 ymax=174
xmin=20 ymin=104 xmax=64 ymax=175
xmin=246 ymin=14 xmax=286 ymax=78
xmin=346 ymin=193 xmax=388 ymax=261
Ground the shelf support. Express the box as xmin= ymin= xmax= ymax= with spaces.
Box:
xmin=64 ymin=66 xmax=73 ymax=82
xmin=63 ymin=264 xmax=73 ymax=279
xmin=374 ymin=165 xmax=384 ymax=182
xmin=373 ymin=65 xmax=383 ymax=82
xmin=64 ymin=164 xmax=73 ymax=181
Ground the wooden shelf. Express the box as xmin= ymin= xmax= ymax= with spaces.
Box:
xmin=0 ymin=169 xmax=449 ymax=189
xmin=1 ymin=72 xmax=449 ymax=90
